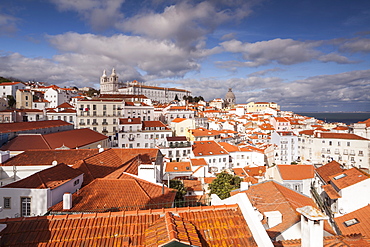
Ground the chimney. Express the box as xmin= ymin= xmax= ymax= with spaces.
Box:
xmin=63 ymin=193 xmax=72 ymax=210
xmin=264 ymin=211 xmax=282 ymax=228
xmin=0 ymin=151 xmax=10 ymax=164
xmin=296 ymin=206 xmax=328 ymax=247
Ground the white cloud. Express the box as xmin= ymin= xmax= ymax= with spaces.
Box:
xmin=0 ymin=13 xmax=19 ymax=35
xmin=220 ymin=38 xmax=323 ymax=67
xmin=338 ymin=38 xmax=370 ymax=53
xmin=50 ymin=0 xmax=125 ymax=30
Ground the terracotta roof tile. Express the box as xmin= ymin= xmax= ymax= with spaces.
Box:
xmin=192 ymin=140 xmax=228 ymax=156
xmin=316 ymin=132 xmax=369 ymax=141
xmin=190 ymin=158 xmax=207 ymax=166
xmin=322 ymin=184 xmax=341 ymax=199
xmin=165 ymin=162 xmax=192 ymax=172
xmin=1 ymin=129 xmax=108 ymax=151
xmin=277 ymin=165 xmax=315 ymax=180
xmin=171 ymin=118 xmax=187 ymax=123
xmin=3 ymin=163 xmax=83 ymax=189
xmin=274 ymin=234 xmax=370 ymax=246
xmin=183 ymin=179 xmax=202 ymax=192
xmin=334 ymin=205 xmax=370 ymax=238
xmin=315 ymin=160 xmax=345 ymax=184
xmin=50 ymin=176 xmax=176 ymax=213
xmin=0 ymin=204 xmax=255 ymax=246
xmin=1 ymin=149 xmax=99 ymax=166
xmin=119 ymin=117 xmax=141 ymax=124
xmin=238 ymin=181 xmax=325 ymax=239
xmin=1 ymin=134 xmax=50 ymax=151
xmin=329 ymin=168 xmax=370 ymax=190
xmin=73 ymin=148 xmax=159 ymax=186
xmin=43 ymin=128 xmax=108 ymax=149
xmin=0 ymin=120 xmax=72 ymax=134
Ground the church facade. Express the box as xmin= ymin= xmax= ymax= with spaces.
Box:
xmin=99 ymin=69 xmax=191 ymax=103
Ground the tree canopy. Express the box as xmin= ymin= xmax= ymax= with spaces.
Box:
xmin=169 ymin=179 xmax=187 ymax=202
xmin=209 ymin=171 xmax=242 ymax=199
xmin=183 ymin=95 xmax=204 ymax=103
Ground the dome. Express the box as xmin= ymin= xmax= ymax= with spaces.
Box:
xmin=225 ymin=88 xmax=235 ymax=100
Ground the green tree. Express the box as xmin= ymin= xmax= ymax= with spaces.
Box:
xmin=6 ymin=95 xmax=16 ymax=108
xmin=209 ymin=171 xmax=242 ymax=199
xmin=169 ymin=179 xmax=187 ymax=206
xmin=174 ymin=94 xmax=179 ymax=101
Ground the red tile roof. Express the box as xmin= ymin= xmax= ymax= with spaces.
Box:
xmin=183 ymin=179 xmax=203 ymax=192
xmin=1 ymin=134 xmax=50 ymax=150
xmin=0 ymin=120 xmax=72 ymax=134
xmin=166 ymin=162 xmax=192 ymax=172
xmin=0 ymin=204 xmax=256 ymax=247
xmin=1 ymin=128 xmax=107 ymax=151
xmin=237 ymin=181 xmax=328 ymax=239
xmin=274 ymin=234 xmax=370 ymax=246
xmin=329 ymin=168 xmax=370 ymax=190
xmin=73 ymin=148 xmax=160 ymax=186
xmin=142 ymin=120 xmax=169 ymax=129
xmin=167 ymin=136 xmax=187 ymax=141
xmin=277 ymin=165 xmax=315 ymax=180
xmin=3 ymin=163 xmax=82 ymax=189
xmin=192 ymin=140 xmax=228 ymax=156
xmin=315 ymin=160 xmax=345 ymax=184
xmin=322 ymin=184 xmax=341 ymax=199
xmin=190 ymin=158 xmax=207 ymax=166
xmin=119 ymin=117 xmax=141 ymax=124
xmin=334 ymin=205 xmax=370 ymax=238
xmin=171 ymin=118 xmax=187 ymax=123
xmin=50 ymin=176 xmax=176 ymax=212
xmin=1 ymin=149 xmax=100 ymax=166
xmin=315 ymin=132 xmax=369 ymax=141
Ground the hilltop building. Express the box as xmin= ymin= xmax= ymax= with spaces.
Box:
xmin=99 ymin=69 xmax=191 ymax=103
xmin=225 ymin=88 xmax=236 ymax=108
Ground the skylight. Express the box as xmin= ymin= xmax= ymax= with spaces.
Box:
xmin=333 ymin=173 xmax=347 ymax=180
xmin=344 ymin=218 xmax=359 ymax=227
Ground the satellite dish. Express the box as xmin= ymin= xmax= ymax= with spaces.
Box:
xmin=52 ymin=160 xmax=57 ymax=166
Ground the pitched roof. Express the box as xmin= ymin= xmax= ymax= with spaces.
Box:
xmin=329 ymin=168 xmax=370 ymax=190
xmin=315 ymin=160 xmax=345 ymax=184
xmin=274 ymin=234 xmax=370 ymax=246
xmin=1 ymin=128 xmax=108 ymax=151
xmin=238 ymin=181 xmax=325 ymax=239
xmin=315 ymin=132 xmax=369 ymax=141
xmin=1 ymin=149 xmax=100 ymax=166
xmin=3 ymin=163 xmax=82 ymax=189
xmin=43 ymin=128 xmax=107 ymax=149
xmin=190 ymin=158 xmax=207 ymax=166
xmin=165 ymin=162 xmax=192 ymax=172
xmin=0 ymin=120 xmax=72 ymax=134
xmin=0 ymin=204 xmax=257 ymax=247
xmin=56 ymin=102 xmax=74 ymax=108
xmin=73 ymin=148 xmax=159 ymax=186
xmin=277 ymin=165 xmax=315 ymax=180
xmin=142 ymin=120 xmax=169 ymax=129
xmin=167 ymin=136 xmax=187 ymax=141
xmin=334 ymin=205 xmax=370 ymax=238
xmin=119 ymin=117 xmax=141 ymax=124
xmin=50 ymin=176 xmax=176 ymax=212
xmin=171 ymin=118 xmax=188 ymax=123
xmin=0 ymin=134 xmax=50 ymax=150
xmin=192 ymin=140 xmax=228 ymax=156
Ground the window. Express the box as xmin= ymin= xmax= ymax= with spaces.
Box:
xmin=93 ymin=105 xmax=96 ymax=110
xmin=74 ymin=179 xmax=80 ymax=186
xmin=21 ymin=197 xmax=31 ymax=217
xmin=329 ymin=141 xmax=332 ymax=146
xmin=347 ymin=142 xmax=350 ymax=146
xmin=344 ymin=218 xmax=359 ymax=227
xmin=4 ymin=197 xmax=11 ymax=209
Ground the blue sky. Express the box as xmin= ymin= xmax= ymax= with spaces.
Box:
xmin=1 ymin=0 xmax=370 ymax=112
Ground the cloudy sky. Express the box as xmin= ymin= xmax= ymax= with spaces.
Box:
xmin=1 ymin=0 xmax=370 ymax=112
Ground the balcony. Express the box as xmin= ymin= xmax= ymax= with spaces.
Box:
xmin=102 ymin=122 xmax=108 ymax=125
xmin=92 ymin=122 xmax=98 ymax=126
xmin=128 ymin=137 xmax=135 ymax=141
xmin=79 ymin=123 xmax=85 ymax=126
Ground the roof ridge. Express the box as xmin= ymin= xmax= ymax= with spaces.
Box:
xmin=40 ymin=134 xmax=52 ymax=149
xmin=36 ymin=171 xmax=48 ymax=189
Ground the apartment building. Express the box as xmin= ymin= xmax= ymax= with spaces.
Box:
xmin=0 ymin=82 xmax=25 ymax=99
xmin=117 ymin=118 xmax=172 ymax=148
xmin=271 ymin=131 xmax=299 ymax=165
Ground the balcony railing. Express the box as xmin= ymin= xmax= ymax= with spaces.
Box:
xmin=102 ymin=122 xmax=108 ymax=125
xmin=92 ymin=122 xmax=98 ymax=126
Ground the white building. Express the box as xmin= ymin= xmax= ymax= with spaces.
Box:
xmin=170 ymin=118 xmax=196 ymax=137
xmin=320 ymin=167 xmax=370 ymax=217
xmin=299 ymin=132 xmax=370 ymax=169
xmin=0 ymin=82 xmax=26 ymax=99
xmin=44 ymin=86 xmax=77 ymax=108
xmin=271 ymin=131 xmax=299 ymax=165
xmin=99 ymin=68 xmax=124 ymax=94
xmin=191 ymin=141 xmax=230 ymax=173
xmin=159 ymin=136 xmax=192 ymax=162
xmin=0 ymin=163 xmax=83 ymax=219
xmin=118 ymin=80 xmax=191 ymax=103
xmin=118 ymin=118 xmax=172 ymax=148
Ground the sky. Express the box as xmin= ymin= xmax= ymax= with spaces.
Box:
xmin=1 ymin=0 xmax=370 ymax=112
